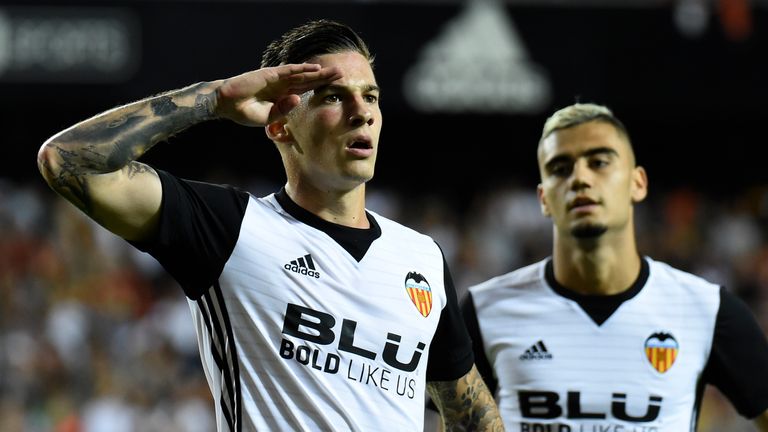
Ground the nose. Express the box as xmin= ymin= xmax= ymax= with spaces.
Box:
xmin=347 ymin=96 xmax=374 ymax=128
xmin=569 ymin=159 xmax=592 ymax=190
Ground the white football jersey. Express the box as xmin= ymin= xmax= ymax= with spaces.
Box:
xmin=132 ymin=171 xmax=473 ymax=431
xmin=464 ymin=257 xmax=768 ymax=431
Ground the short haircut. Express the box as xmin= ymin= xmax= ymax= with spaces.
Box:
xmin=261 ymin=19 xmax=373 ymax=68
xmin=540 ymin=103 xmax=630 ymax=143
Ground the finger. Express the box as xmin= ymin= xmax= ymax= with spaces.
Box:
xmin=289 ymin=67 xmax=343 ymax=84
xmin=285 ymin=63 xmax=323 ymax=72
xmin=272 ymin=63 xmax=323 ymax=78
xmin=270 ymin=64 xmax=342 ymax=87
xmin=282 ymin=68 xmax=343 ymax=94
xmin=223 ymin=65 xmax=318 ymax=95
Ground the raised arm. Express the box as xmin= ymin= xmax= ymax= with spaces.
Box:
xmin=37 ymin=63 xmax=341 ymax=241
xmin=36 ymin=82 xmax=216 ymax=241
xmin=427 ymin=365 xmax=505 ymax=431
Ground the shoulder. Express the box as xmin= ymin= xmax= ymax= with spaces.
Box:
xmin=468 ymin=259 xmax=548 ymax=305
xmin=645 ymin=257 xmax=722 ymax=314
xmin=156 ymin=169 xmax=253 ymax=218
xmin=646 ymin=257 xmax=720 ymax=292
xmin=368 ymin=209 xmax=439 ymax=246
xmin=471 ymin=259 xmax=547 ymax=293
xmin=253 ymin=192 xmax=283 ymax=213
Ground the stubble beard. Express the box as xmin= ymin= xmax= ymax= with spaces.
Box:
xmin=571 ymin=223 xmax=608 ymax=239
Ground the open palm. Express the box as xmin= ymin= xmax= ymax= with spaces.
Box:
xmin=215 ymin=63 xmax=342 ymax=127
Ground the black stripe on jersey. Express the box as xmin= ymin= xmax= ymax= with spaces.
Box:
xmin=214 ymin=283 xmax=243 ymax=432
xmin=195 ymin=298 xmax=231 ymax=427
xmin=196 ymin=298 xmax=226 ymax=371
xmin=206 ymin=290 xmax=237 ymax=431
xmin=197 ymin=284 xmax=243 ymax=432
xmin=197 ymin=294 xmax=235 ymax=430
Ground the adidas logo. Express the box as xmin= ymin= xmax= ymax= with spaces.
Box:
xmin=284 ymin=254 xmax=320 ymax=279
xmin=519 ymin=340 xmax=552 ymax=361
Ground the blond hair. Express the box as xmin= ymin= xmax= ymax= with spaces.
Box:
xmin=540 ymin=103 xmax=629 ymax=143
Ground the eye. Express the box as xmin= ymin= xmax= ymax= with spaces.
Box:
xmin=549 ymin=162 xmax=572 ymax=177
xmin=364 ymin=94 xmax=378 ymax=104
xmin=323 ymin=94 xmax=342 ymax=103
xmin=589 ymin=157 xmax=611 ymax=169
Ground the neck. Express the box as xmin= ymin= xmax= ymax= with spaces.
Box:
xmin=552 ymin=226 xmax=641 ymax=296
xmin=285 ymin=182 xmax=369 ymax=228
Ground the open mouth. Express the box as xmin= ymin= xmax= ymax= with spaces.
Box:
xmin=347 ymin=136 xmax=373 ymax=150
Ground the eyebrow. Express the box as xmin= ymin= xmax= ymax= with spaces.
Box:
xmin=544 ymin=146 xmax=619 ymax=171
xmin=315 ymin=83 xmax=381 ymax=94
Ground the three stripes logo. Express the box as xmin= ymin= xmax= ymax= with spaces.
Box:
xmin=284 ymin=254 xmax=320 ymax=279
xmin=644 ymin=332 xmax=678 ymax=373
xmin=519 ymin=340 xmax=553 ymax=360
xmin=405 ymin=272 xmax=433 ymax=318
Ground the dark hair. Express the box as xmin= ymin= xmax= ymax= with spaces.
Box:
xmin=261 ymin=19 xmax=373 ymax=68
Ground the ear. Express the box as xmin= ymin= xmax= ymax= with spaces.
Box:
xmin=265 ymin=120 xmax=292 ymax=143
xmin=631 ymin=166 xmax=648 ymax=203
xmin=537 ymin=184 xmax=551 ymax=217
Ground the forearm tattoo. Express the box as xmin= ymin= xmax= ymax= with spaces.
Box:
xmin=428 ymin=368 xmax=504 ymax=432
xmin=39 ymin=83 xmax=217 ymax=213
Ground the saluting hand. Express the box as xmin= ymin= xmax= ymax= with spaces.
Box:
xmin=214 ymin=63 xmax=342 ymax=127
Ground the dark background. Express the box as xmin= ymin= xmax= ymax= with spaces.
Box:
xmin=1 ymin=3 xmax=765 ymax=430
xmin=4 ymin=0 xmax=766 ymax=207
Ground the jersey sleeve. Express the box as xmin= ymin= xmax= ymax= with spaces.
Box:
xmin=129 ymin=169 xmax=250 ymax=300
xmin=703 ymin=286 xmax=768 ymax=418
xmin=460 ymin=291 xmax=498 ymax=396
xmin=426 ymin=247 xmax=475 ymax=381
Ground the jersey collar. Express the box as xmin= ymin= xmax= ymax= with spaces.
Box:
xmin=545 ymin=257 xmax=650 ymax=325
xmin=275 ymin=187 xmax=382 ymax=262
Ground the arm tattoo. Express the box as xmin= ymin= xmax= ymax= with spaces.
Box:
xmin=41 ymin=83 xmax=218 ymax=212
xmin=427 ymin=367 xmax=504 ymax=432
xmin=126 ymin=161 xmax=154 ymax=179
xmin=150 ymin=95 xmax=178 ymax=116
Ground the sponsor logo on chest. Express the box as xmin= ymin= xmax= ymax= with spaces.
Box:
xmin=276 ymin=266 xmax=439 ymax=399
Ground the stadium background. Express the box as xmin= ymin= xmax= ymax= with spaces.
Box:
xmin=1 ymin=0 xmax=767 ymax=430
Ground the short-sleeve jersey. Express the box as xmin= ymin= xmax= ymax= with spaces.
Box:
xmin=131 ymin=171 xmax=474 ymax=432
xmin=464 ymin=257 xmax=768 ymax=431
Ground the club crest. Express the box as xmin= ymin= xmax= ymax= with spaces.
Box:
xmin=405 ymin=272 xmax=433 ymax=317
xmin=644 ymin=332 xmax=679 ymax=373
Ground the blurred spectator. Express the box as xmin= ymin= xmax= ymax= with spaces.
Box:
xmin=2 ymin=176 xmax=766 ymax=430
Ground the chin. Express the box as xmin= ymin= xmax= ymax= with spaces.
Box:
xmin=340 ymin=172 xmax=373 ymax=188
xmin=347 ymin=165 xmax=375 ymax=182
xmin=571 ymin=223 xmax=608 ymax=239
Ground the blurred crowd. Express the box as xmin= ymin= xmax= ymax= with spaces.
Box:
xmin=2 ymin=175 xmax=768 ymax=431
